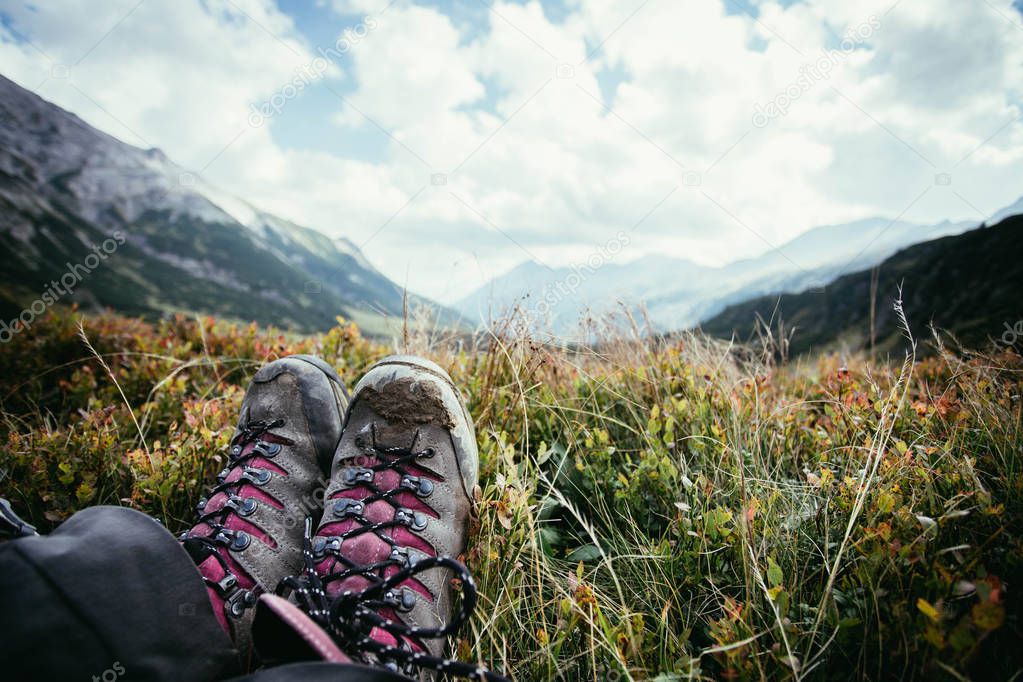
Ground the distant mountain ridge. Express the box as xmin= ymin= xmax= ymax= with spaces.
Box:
xmin=0 ymin=74 xmax=448 ymax=334
xmin=699 ymin=214 xmax=1023 ymax=356
xmin=457 ymin=196 xmax=1019 ymax=336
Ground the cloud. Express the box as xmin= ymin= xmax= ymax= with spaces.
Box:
xmin=0 ymin=0 xmax=315 ymax=159
xmin=1 ymin=0 xmax=1021 ymax=303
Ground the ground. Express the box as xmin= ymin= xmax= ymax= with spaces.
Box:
xmin=1 ymin=307 xmax=1020 ymax=681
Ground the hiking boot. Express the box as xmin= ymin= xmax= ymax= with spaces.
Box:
xmin=285 ymin=355 xmax=486 ymax=680
xmin=180 ymin=355 xmax=348 ymax=663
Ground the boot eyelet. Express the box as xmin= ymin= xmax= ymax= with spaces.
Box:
xmin=342 ymin=467 xmax=374 ymax=487
xmin=226 ymin=496 xmax=257 ymax=517
xmin=230 ymin=444 xmax=243 ymax=457
xmin=243 ymin=467 xmax=272 ymax=485
xmin=216 ymin=575 xmax=238 ymax=593
xmin=400 ymin=589 xmax=416 ymax=612
xmin=389 ymin=547 xmax=411 ymax=567
xmin=384 ymin=588 xmax=417 ymax=613
xmin=404 ymin=476 xmax=434 ymax=497
xmin=226 ymin=588 xmax=256 ymax=618
xmin=230 ymin=530 xmax=251 ymax=551
xmin=334 ymin=498 xmax=365 ymax=518
xmin=400 ymin=475 xmax=434 ymax=498
xmin=420 ymin=447 xmax=436 ymax=459
xmin=396 ymin=507 xmax=428 ymax=532
xmin=254 ymin=441 xmax=281 ymax=457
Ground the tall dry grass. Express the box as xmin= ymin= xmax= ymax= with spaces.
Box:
xmin=1 ymin=305 xmax=1020 ymax=680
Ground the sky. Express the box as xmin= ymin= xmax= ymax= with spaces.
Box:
xmin=1 ymin=0 xmax=1021 ymax=304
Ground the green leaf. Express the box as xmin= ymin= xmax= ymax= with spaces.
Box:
xmin=876 ymin=491 xmax=896 ymax=515
xmin=565 ymin=544 xmax=602 ymax=563
xmin=767 ymin=556 xmax=783 ymax=588
xmin=538 ymin=527 xmax=562 ymax=556
xmin=75 ymin=481 xmax=94 ymax=504
xmin=535 ymin=441 xmax=551 ymax=465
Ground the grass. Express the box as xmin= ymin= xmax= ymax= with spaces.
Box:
xmin=1 ymin=305 xmax=1021 ymax=681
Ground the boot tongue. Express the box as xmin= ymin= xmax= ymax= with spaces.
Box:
xmin=368 ymin=422 xmax=420 ymax=452
xmin=344 ymin=423 xmax=442 ymax=482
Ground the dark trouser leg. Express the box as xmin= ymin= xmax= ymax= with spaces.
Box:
xmin=0 ymin=505 xmax=410 ymax=682
xmin=0 ymin=506 xmax=240 ymax=681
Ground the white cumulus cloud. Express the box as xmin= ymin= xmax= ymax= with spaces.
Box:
xmin=1 ymin=0 xmax=1020 ymax=303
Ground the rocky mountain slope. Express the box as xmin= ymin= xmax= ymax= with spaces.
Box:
xmin=699 ymin=214 xmax=1023 ymax=356
xmin=0 ymin=74 xmax=445 ymax=334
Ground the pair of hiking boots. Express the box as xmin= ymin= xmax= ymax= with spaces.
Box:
xmin=179 ymin=355 xmax=497 ymax=680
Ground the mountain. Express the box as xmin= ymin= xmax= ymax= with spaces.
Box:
xmin=699 ymin=214 xmax=1023 ymax=356
xmin=456 ymin=204 xmax=1001 ymax=336
xmin=0 ymin=74 xmax=446 ymax=334
xmin=457 ymin=254 xmax=714 ymax=332
xmin=991 ymin=195 xmax=1023 ymax=224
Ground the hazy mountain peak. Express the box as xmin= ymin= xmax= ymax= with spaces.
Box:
xmin=992 ymin=195 xmax=1023 ymax=224
xmin=457 ymin=193 xmax=1021 ymax=337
